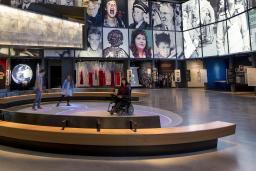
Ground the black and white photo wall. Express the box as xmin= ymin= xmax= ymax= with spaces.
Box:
xmin=75 ymin=0 xmax=183 ymax=59
xmin=182 ymin=0 xmax=253 ymax=59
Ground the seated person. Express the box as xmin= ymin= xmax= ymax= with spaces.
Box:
xmin=114 ymin=78 xmax=131 ymax=108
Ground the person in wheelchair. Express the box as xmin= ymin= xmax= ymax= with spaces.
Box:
xmin=109 ymin=78 xmax=134 ymax=115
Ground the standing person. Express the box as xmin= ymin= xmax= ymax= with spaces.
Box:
xmin=56 ymin=75 xmax=74 ymax=107
xmin=103 ymin=0 xmax=125 ymax=28
xmin=129 ymin=0 xmax=150 ymax=29
xmin=130 ymin=29 xmax=151 ymax=58
xmin=32 ymin=69 xmax=45 ymax=110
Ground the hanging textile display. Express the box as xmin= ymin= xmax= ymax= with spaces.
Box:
xmin=76 ymin=61 xmax=123 ymax=87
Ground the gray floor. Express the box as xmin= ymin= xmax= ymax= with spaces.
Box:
xmin=1 ymin=88 xmax=256 ymax=171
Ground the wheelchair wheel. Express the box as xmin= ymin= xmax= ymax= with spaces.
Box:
xmin=127 ymin=104 xmax=134 ymax=115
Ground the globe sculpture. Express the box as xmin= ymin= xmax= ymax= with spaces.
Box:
xmin=12 ymin=64 xmax=33 ymax=85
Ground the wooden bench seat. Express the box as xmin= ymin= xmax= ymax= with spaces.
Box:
xmin=0 ymin=121 xmax=236 ymax=156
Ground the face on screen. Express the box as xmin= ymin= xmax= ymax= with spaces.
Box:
xmin=87 ymin=0 xmax=101 ymax=17
xmin=88 ymin=33 xmax=101 ymax=50
xmin=135 ymin=34 xmax=146 ymax=50
xmin=158 ymin=42 xmax=171 ymax=58
xmin=106 ymin=0 xmax=117 ymax=18
xmin=133 ymin=7 xmax=144 ymax=23
xmin=160 ymin=4 xmax=174 ymax=26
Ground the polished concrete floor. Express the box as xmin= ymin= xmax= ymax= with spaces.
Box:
xmin=1 ymin=88 xmax=256 ymax=171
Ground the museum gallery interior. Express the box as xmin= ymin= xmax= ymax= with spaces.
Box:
xmin=0 ymin=0 xmax=256 ymax=171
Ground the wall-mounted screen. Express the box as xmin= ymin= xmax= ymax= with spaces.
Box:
xmin=0 ymin=4 xmax=83 ymax=48
xmin=174 ymin=4 xmax=182 ymax=31
xmin=129 ymin=29 xmax=153 ymax=59
xmin=86 ymin=0 xmax=103 ymax=26
xmin=201 ymin=23 xmax=217 ymax=57
xmin=182 ymin=0 xmax=200 ymax=30
xmin=153 ymin=31 xmax=176 ymax=59
xmin=128 ymin=0 xmax=151 ymax=29
xmin=76 ymin=27 xmax=102 ymax=57
xmin=176 ymin=32 xmax=184 ymax=59
xmin=183 ymin=28 xmax=202 ymax=59
xmin=227 ymin=12 xmax=250 ymax=54
xmin=103 ymin=0 xmax=128 ymax=28
xmin=103 ymin=28 xmax=129 ymax=58
xmin=152 ymin=1 xmax=175 ymax=31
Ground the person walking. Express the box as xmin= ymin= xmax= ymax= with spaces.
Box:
xmin=56 ymin=75 xmax=74 ymax=107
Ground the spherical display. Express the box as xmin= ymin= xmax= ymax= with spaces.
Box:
xmin=12 ymin=64 xmax=33 ymax=84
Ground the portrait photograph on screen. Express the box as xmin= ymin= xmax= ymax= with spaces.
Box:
xmin=174 ymin=4 xmax=182 ymax=31
xmin=128 ymin=0 xmax=150 ymax=29
xmin=153 ymin=31 xmax=176 ymax=59
xmin=86 ymin=0 xmax=102 ymax=26
xmin=129 ymin=29 xmax=152 ymax=59
xmin=76 ymin=27 xmax=102 ymax=57
xmin=249 ymin=8 xmax=256 ymax=51
xmin=227 ymin=12 xmax=250 ymax=54
xmin=176 ymin=31 xmax=184 ymax=59
xmin=103 ymin=28 xmax=129 ymax=58
xmin=183 ymin=28 xmax=202 ymax=58
xmin=152 ymin=1 xmax=175 ymax=31
xmin=103 ymin=0 xmax=128 ymax=28
xmin=182 ymin=0 xmax=200 ymax=30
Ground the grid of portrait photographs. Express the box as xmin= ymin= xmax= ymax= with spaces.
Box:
xmin=78 ymin=0 xmax=181 ymax=59
xmin=182 ymin=0 xmax=255 ymax=58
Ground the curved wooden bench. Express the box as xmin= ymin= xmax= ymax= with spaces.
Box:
xmin=0 ymin=92 xmax=148 ymax=108
xmin=0 ymin=121 xmax=236 ymax=156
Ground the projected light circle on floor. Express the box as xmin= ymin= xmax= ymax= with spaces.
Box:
xmin=16 ymin=102 xmax=183 ymax=127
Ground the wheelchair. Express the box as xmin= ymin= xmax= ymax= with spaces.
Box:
xmin=108 ymin=94 xmax=134 ymax=115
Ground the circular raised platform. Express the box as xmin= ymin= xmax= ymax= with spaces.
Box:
xmin=10 ymin=102 xmax=183 ymax=128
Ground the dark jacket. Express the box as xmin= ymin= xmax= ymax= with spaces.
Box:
xmin=118 ymin=84 xmax=131 ymax=99
xmin=129 ymin=21 xmax=150 ymax=29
